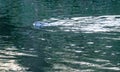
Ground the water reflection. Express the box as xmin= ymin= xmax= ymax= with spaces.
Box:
xmin=41 ymin=15 xmax=120 ymax=72
xmin=0 ymin=0 xmax=120 ymax=72
xmin=0 ymin=46 xmax=30 ymax=71
xmin=0 ymin=15 xmax=120 ymax=72
xmin=45 ymin=15 xmax=120 ymax=33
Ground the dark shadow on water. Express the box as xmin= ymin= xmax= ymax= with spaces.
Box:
xmin=11 ymin=28 xmax=54 ymax=72
xmin=0 ymin=15 xmax=53 ymax=72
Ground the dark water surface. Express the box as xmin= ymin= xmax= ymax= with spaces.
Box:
xmin=0 ymin=0 xmax=120 ymax=72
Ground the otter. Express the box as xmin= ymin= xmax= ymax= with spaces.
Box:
xmin=33 ymin=21 xmax=49 ymax=29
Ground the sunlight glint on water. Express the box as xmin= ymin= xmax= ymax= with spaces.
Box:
xmin=44 ymin=15 xmax=120 ymax=33
xmin=0 ymin=0 xmax=120 ymax=71
xmin=0 ymin=15 xmax=120 ymax=72
xmin=42 ymin=15 xmax=120 ymax=72
xmin=0 ymin=46 xmax=37 ymax=71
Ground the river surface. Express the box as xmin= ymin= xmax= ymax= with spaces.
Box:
xmin=0 ymin=0 xmax=120 ymax=72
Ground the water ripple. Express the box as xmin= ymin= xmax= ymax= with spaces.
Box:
xmin=44 ymin=15 xmax=120 ymax=33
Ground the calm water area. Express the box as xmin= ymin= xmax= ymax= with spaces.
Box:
xmin=0 ymin=0 xmax=120 ymax=72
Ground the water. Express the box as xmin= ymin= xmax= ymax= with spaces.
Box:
xmin=0 ymin=0 xmax=120 ymax=72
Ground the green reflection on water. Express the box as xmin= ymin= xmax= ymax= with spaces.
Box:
xmin=0 ymin=0 xmax=120 ymax=72
xmin=0 ymin=0 xmax=120 ymax=27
